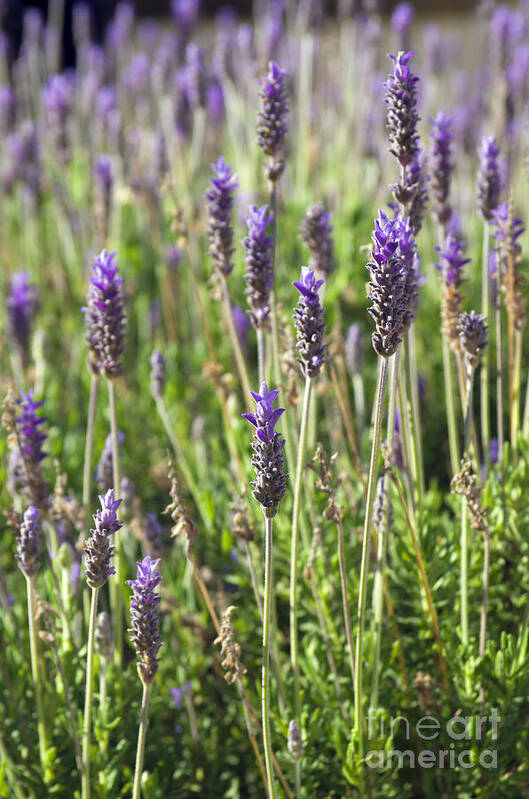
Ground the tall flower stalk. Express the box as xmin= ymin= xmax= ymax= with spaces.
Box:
xmin=127 ymin=556 xmax=162 ymax=799
xmin=243 ymin=205 xmax=274 ymax=384
xmin=82 ymin=490 xmax=122 ymax=799
xmin=243 ymin=384 xmax=288 ymax=799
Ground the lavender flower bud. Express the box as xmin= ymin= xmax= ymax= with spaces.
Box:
xmin=84 ymin=489 xmax=122 ymax=590
xmin=299 ymin=203 xmax=335 ymax=277
xmin=127 ymin=556 xmax=162 ymax=685
xmin=374 ymin=476 xmax=393 ymax=533
xmin=385 ymin=51 xmax=420 ymax=169
xmin=143 ymin=513 xmax=164 ymax=559
xmin=41 ymin=74 xmax=74 ymax=165
xmin=493 ymin=200 xmax=526 ymax=331
xmin=243 ymin=204 xmax=274 ymax=330
xmin=429 ymin=112 xmax=454 ymax=226
xmin=84 ymin=250 xmax=125 ymax=378
xmin=6 ymin=271 xmax=38 ymax=366
xmin=93 ymin=155 xmax=113 ymax=241
xmin=14 ymin=390 xmax=48 ymax=508
xmin=435 ymin=234 xmax=469 ymax=288
xmin=287 ymin=720 xmax=303 ymax=761
xmin=477 ymin=136 xmax=501 ymax=222
xmin=406 ymin=149 xmax=430 ymax=234
xmin=150 ymin=349 xmax=166 ymax=397
xmin=242 ymin=382 xmax=288 ymax=518
xmin=366 ymin=210 xmax=417 ymax=358
xmin=96 ymin=431 xmax=124 ymax=494
xmin=206 ymin=157 xmax=238 ymax=278
xmin=293 ymin=267 xmax=327 ymax=378
xmin=436 ymin=235 xmax=469 ymax=354
xmin=257 ymin=61 xmax=289 ymax=183
xmin=345 ymin=323 xmax=363 ymax=377
xmin=16 ymin=506 xmax=41 ymax=578
xmin=458 ymin=311 xmax=488 ymax=371
xmin=232 ymin=305 xmax=250 ymax=354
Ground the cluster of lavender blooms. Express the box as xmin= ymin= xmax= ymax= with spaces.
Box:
xmin=8 ymin=391 xmax=49 ymax=509
xmin=257 ymin=61 xmax=289 ymax=183
xmin=127 ymin=556 xmax=163 ymax=685
xmin=96 ymin=431 xmax=124 ymax=494
xmin=150 ymin=349 xmax=166 ymax=398
xmin=84 ymin=250 xmax=125 ymax=378
xmin=299 ymin=203 xmax=335 ymax=277
xmin=458 ymin=311 xmax=488 ymax=371
xmin=6 ymin=272 xmax=38 ymax=365
xmin=84 ymin=490 xmax=122 ymax=590
xmin=429 ymin=112 xmax=454 ymax=227
xmin=206 ymin=158 xmax=238 ymax=279
xmin=243 ymin=205 xmax=274 ymax=330
xmin=293 ymin=267 xmax=328 ymax=378
xmin=385 ymin=51 xmax=420 ymax=205
xmin=15 ymin=506 xmax=41 ymax=579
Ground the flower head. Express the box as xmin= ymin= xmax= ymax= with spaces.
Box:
xmin=435 ymin=234 xmax=470 ymax=288
xmin=458 ymin=311 xmax=488 ymax=371
xmin=405 ymin=149 xmax=430 ymax=233
xmin=6 ymin=271 xmax=38 ymax=366
xmin=95 ymin=431 xmax=124 ymax=494
xmin=84 ymin=250 xmax=125 ymax=378
xmin=206 ymin=157 xmax=238 ymax=278
xmin=492 ymin=200 xmax=526 ymax=331
xmin=299 ymin=203 xmax=335 ymax=277
xmin=429 ymin=111 xmax=454 ymax=226
xmin=385 ymin=51 xmax=420 ymax=169
xmin=16 ymin=506 xmax=41 ymax=578
xmin=477 ymin=136 xmax=501 ymax=221
xmin=288 ymin=720 xmax=303 ymax=761
xmin=150 ymin=349 xmax=166 ymax=397
xmin=243 ymin=382 xmax=288 ymax=518
xmin=84 ymin=489 xmax=122 ymax=590
xmin=12 ymin=390 xmax=49 ymax=508
xmin=293 ymin=267 xmax=327 ymax=378
xmin=243 ymin=204 xmax=274 ymax=330
xmin=127 ymin=555 xmax=162 ymax=685
xmin=257 ymin=61 xmax=289 ymax=182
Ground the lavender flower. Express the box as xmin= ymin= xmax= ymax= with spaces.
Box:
xmin=127 ymin=556 xmax=162 ymax=685
xmin=299 ymin=203 xmax=335 ymax=276
xmin=366 ymin=210 xmax=417 ymax=358
xmin=436 ymin=234 xmax=469 ymax=353
xmin=41 ymin=74 xmax=74 ymax=165
xmin=14 ymin=390 xmax=48 ymax=507
xmin=287 ymin=720 xmax=303 ymax=761
xmin=96 ymin=431 xmax=124 ymax=494
xmin=476 ymin=136 xmax=500 ymax=222
xmin=84 ymin=489 xmax=122 ymax=590
xmin=243 ymin=383 xmax=288 ymax=518
xmin=243 ymin=204 xmax=274 ymax=330
xmin=170 ymin=681 xmax=192 ymax=709
xmin=429 ymin=112 xmax=454 ymax=226
xmin=257 ymin=61 xmax=288 ymax=183
xmin=435 ymin=234 xmax=469 ymax=288
xmin=233 ymin=305 xmax=250 ymax=354
xmin=6 ymin=271 xmax=38 ymax=365
xmin=150 ymin=350 xmax=166 ymax=397
xmin=374 ymin=476 xmax=393 ymax=533
xmin=406 ymin=149 xmax=430 ymax=233
xmin=16 ymin=506 xmax=41 ymax=578
xmin=93 ymin=155 xmax=113 ymax=239
xmin=95 ymin=611 xmax=114 ymax=660
xmin=293 ymin=267 xmax=327 ymax=378
xmin=458 ymin=311 xmax=488 ymax=371
xmin=391 ymin=3 xmax=414 ymax=50
xmin=492 ymin=201 xmax=526 ymax=331
xmin=84 ymin=250 xmax=125 ymax=378
xmin=385 ymin=51 xmax=420 ymax=169
xmin=143 ymin=513 xmax=164 ymax=559
xmin=345 ymin=323 xmax=363 ymax=377
xmin=206 ymin=157 xmax=238 ymax=278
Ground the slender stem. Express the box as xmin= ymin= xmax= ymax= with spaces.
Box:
xmin=82 ymin=587 xmax=99 ymax=799
xmin=354 ymin=357 xmax=388 ymax=760
xmin=107 ymin=379 xmax=123 ymax=668
xmin=407 ymin=328 xmax=425 ymax=504
xmin=442 ymin=338 xmax=460 ymax=475
xmin=511 ymin=328 xmax=523 ymax=448
xmin=370 ymin=350 xmax=399 ymax=709
xmin=481 ymin=222 xmax=491 ymax=467
xmin=460 ymin=500 xmax=469 ymax=647
xmin=263 ymin=515 xmax=277 ymax=799
xmin=463 ymin=368 xmax=475 ymax=456
xmin=337 ymin=516 xmax=356 ymax=687
xmin=132 ymin=682 xmax=152 ymax=799
xmin=289 ymin=376 xmax=313 ymax=740
xmin=479 ymin=529 xmax=490 ymax=659
xmin=221 ymin=276 xmax=252 ymax=412
xmin=27 ymin=576 xmax=48 ymax=774
xmin=82 ymin=374 xmax=99 ymax=508
xmin=497 ymin=286 xmax=505 ymax=454
xmin=353 ymin=373 xmax=366 ymax=431
xmin=268 ymin=182 xmax=281 ymax=392
xmin=257 ymin=327 xmax=265 ymax=386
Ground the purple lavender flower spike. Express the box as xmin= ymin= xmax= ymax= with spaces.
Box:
xmin=299 ymin=203 xmax=335 ymax=277
xmin=477 ymin=136 xmax=501 ymax=222
xmin=6 ymin=271 xmax=38 ymax=366
xmin=96 ymin=431 xmax=124 ymax=494
xmin=243 ymin=204 xmax=274 ymax=330
xmin=127 ymin=555 xmax=162 ymax=685
xmin=458 ymin=311 xmax=488 ymax=371
xmin=367 ymin=210 xmax=417 ymax=358
xmin=206 ymin=157 xmax=238 ymax=278
xmin=150 ymin=349 xmax=166 ymax=397
xmin=15 ymin=390 xmax=49 ymax=507
xmin=84 ymin=489 xmax=122 ymax=590
xmin=84 ymin=249 xmax=125 ymax=378
xmin=406 ymin=149 xmax=430 ymax=234
xmin=143 ymin=513 xmax=164 ymax=559
xmin=345 ymin=323 xmax=363 ymax=377
xmin=16 ymin=506 xmax=41 ymax=578
xmin=293 ymin=267 xmax=327 ymax=378
xmin=41 ymin=73 xmax=74 ymax=165
xmin=257 ymin=61 xmax=289 ymax=183
xmin=232 ymin=305 xmax=250 ymax=354
xmin=429 ymin=112 xmax=454 ymax=226
xmin=243 ymin=382 xmax=288 ymax=518
xmin=435 ymin=234 xmax=470 ymax=287
xmin=385 ymin=51 xmax=420 ymax=170
xmin=391 ymin=3 xmax=414 ymax=51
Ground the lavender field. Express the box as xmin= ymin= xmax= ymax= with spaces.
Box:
xmin=2 ymin=0 xmax=529 ymax=797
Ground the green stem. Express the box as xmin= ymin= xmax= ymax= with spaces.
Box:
xmin=481 ymin=223 xmax=491 ymax=467
xmin=82 ymin=587 xmax=99 ymax=799
xmin=132 ymin=682 xmax=152 ymax=799
xmin=221 ymin=275 xmax=252 ymax=411
xmin=107 ymin=379 xmax=122 ymax=668
xmin=263 ymin=515 xmax=277 ymax=799
xmin=82 ymin=374 xmax=99 ymax=508
xmin=407 ymin=329 xmax=425 ymax=505
xmin=257 ymin=327 xmax=265 ymax=386
xmin=461 ymin=501 xmax=469 ymax=647
xmin=289 ymin=376 xmax=313 ymax=743
xmin=370 ymin=350 xmax=399 ymax=710
xmin=268 ymin=182 xmax=281 ymax=392
xmin=442 ymin=338 xmax=460 ymax=475
xmin=27 ymin=577 xmax=48 ymax=775
xmin=337 ymin=514 xmax=356 ymax=688
xmin=354 ymin=357 xmax=389 ymax=760
xmin=497 ymin=286 xmax=505 ymax=455
xmin=511 ymin=329 xmax=523 ymax=448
